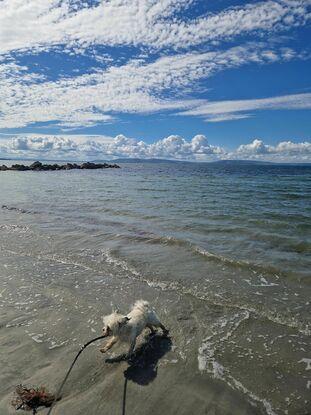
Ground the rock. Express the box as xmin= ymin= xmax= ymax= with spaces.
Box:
xmin=81 ymin=162 xmax=97 ymax=169
xmin=10 ymin=164 xmax=30 ymax=171
xmin=30 ymin=161 xmax=43 ymax=170
xmin=0 ymin=161 xmax=120 ymax=172
xmin=64 ymin=163 xmax=74 ymax=170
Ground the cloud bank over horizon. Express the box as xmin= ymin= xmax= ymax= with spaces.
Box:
xmin=1 ymin=134 xmax=310 ymax=163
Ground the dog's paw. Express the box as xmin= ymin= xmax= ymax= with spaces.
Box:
xmin=125 ymin=352 xmax=134 ymax=361
xmin=99 ymin=347 xmax=108 ymax=354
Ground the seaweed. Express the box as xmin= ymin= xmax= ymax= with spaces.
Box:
xmin=12 ymin=334 xmax=106 ymax=414
xmin=12 ymin=385 xmax=56 ymax=414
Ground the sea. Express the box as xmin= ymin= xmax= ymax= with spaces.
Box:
xmin=0 ymin=160 xmax=310 ymax=415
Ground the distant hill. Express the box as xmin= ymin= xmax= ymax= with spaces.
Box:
xmin=208 ymin=159 xmax=274 ymax=165
xmin=112 ymin=158 xmax=310 ymax=166
xmin=209 ymin=159 xmax=311 ymax=166
xmin=113 ymin=158 xmax=276 ymax=165
xmin=112 ymin=158 xmax=184 ymax=164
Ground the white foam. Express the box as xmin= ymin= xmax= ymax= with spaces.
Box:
xmin=30 ymin=333 xmax=44 ymax=343
xmin=244 ymin=277 xmax=278 ymax=287
xmin=0 ymin=224 xmax=29 ymax=232
xmin=298 ymin=358 xmax=311 ymax=371
xmin=48 ymin=340 xmax=68 ymax=349
xmin=198 ymin=310 xmax=276 ymax=415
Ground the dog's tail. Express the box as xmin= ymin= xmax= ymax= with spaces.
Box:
xmin=133 ymin=299 xmax=150 ymax=312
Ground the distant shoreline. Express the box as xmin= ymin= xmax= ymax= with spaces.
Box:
xmin=0 ymin=157 xmax=310 ymax=166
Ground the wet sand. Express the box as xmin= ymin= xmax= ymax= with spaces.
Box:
xmin=0 ymin=248 xmax=261 ymax=415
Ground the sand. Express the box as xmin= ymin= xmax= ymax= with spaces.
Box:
xmin=0 ymin=248 xmax=261 ymax=415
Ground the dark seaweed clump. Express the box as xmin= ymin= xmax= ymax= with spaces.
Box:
xmin=11 ymin=385 xmax=56 ymax=414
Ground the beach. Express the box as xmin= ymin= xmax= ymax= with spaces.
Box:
xmin=0 ymin=161 xmax=310 ymax=415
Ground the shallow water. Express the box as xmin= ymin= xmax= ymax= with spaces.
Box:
xmin=0 ymin=161 xmax=310 ymax=414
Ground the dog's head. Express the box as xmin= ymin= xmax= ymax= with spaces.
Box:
xmin=102 ymin=312 xmax=130 ymax=337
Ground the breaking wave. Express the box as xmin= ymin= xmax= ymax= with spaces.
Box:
xmin=0 ymin=224 xmax=29 ymax=232
xmin=2 ymin=204 xmax=37 ymax=215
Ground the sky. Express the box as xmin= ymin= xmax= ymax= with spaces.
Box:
xmin=0 ymin=0 xmax=310 ymax=162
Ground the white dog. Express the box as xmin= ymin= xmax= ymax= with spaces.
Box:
xmin=100 ymin=300 xmax=169 ymax=357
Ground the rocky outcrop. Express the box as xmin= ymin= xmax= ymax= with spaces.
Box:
xmin=0 ymin=161 xmax=120 ymax=171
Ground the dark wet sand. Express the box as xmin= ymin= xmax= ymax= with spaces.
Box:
xmin=0 ymin=249 xmax=261 ymax=415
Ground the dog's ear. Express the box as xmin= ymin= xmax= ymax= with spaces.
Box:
xmin=102 ymin=325 xmax=111 ymax=337
xmin=118 ymin=316 xmax=131 ymax=328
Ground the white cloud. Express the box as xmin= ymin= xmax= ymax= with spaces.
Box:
xmin=202 ymin=113 xmax=252 ymax=123
xmin=0 ymin=133 xmax=224 ymax=160
xmin=237 ymin=139 xmax=271 ymax=154
xmin=11 ymin=136 xmax=78 ymax=152
xmin=180 ymin=93 xmax=311 ymax=121
xmin=0 ymin=0 xmax=309 ymax=54
xmin=1 ymin=134 xmax=310 ymax=163
xmin=235 ymin=138 xmax=311 ymax=161
xmin=57 ymin=111 xmax=115 ymax=128
xmin=0 ymin=0 xmax=309 ymax=133
xmin=0 ymin=45 xmax=303 ymax=128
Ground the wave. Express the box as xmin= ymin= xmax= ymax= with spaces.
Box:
xmin=100 ymin=249 xmax=310 ymax=336
xmin=151 ymin=234 xmax=310 ymax=267
xmin=0 ymin=224 xmax=29 ymax=232
xmin=112 ymin=232 xmax=288 ymax=279
xmin=1 ymin=204 xmax=37 ymax=215
xmin=3 ymin=246 xmax=310 ymax=336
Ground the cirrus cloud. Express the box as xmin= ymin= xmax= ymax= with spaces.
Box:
xmin=179 ymin=92 xmax=311 ymax=122
xmin=0 ymin=0 xmax=310 ymax=157
xmin=0 ymin=44 xmax=305 ymax=129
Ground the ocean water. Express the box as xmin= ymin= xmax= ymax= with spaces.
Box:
xmin=0 ymin=161 xmax=310 ymax=414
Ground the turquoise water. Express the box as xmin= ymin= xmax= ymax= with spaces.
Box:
xmin=0 ymin=161 xmax=310 ymax=414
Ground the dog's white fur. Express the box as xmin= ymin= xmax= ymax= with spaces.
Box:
xmin=100 ymin=300 xmax=168 ymax=357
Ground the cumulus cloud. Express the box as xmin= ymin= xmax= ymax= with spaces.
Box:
xmin=237 ymin=139 xmax=270 ymax=154
xmin=0 ymin=134 xmax=224 ymax=161
xmin=0 ymin=134 xmax=310 ymax=163
xmin=11 ymin=136 xmax=78 ymax=152
xmin=235 ymin=138 xmax=311 ymax=161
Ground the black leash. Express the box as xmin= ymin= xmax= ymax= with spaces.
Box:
xmin=46 ymin=334 xmax=106 ymax=415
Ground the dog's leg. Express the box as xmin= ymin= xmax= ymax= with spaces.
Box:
xmin=159 ymin=323 xmax=169 ymax=336
xmin=100 ymin=336 xmax=118 ymax=353
xmin=147 ymin=310 xmax=169 ymax=336
xmin=147 ymin=324 xmax=156 ymax=334
xmin=126 ymin=337 xmax=137 ymax=359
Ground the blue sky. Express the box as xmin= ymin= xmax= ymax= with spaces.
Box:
xmin=0 ymin=0 xmax=310 ymax=162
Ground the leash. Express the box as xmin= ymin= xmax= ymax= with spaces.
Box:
xmin=46 ymin=334 xmax=106 ymax=415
